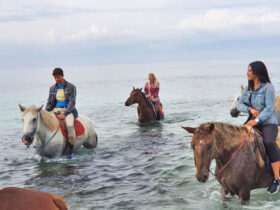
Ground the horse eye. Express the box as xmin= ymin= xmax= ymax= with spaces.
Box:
xmin=33 ymin=118 xmax=36 ymax=122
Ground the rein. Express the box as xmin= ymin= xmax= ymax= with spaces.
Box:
xmin=34 ymin=124 xmax=60 ymax=155
xmin=208 ymin=126 xmax=253 ymax=176
xmin=27 ymin=111 xmax=61 ymax=154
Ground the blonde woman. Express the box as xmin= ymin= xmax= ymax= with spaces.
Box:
xmin=144 ymin=73 xmax=164 ymax=117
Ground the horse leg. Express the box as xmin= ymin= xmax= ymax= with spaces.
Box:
xmin=238 ymin=189 xmax=250 ymax=204
xmin=221 ymin=186 xmax=230 ymax=200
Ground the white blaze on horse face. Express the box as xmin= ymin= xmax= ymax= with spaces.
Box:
xmin=22 ymin=111 xmax=37 ymax=135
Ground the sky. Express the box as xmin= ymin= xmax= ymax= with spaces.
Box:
xmin=1 ymin=0 xmax=280 ymax=69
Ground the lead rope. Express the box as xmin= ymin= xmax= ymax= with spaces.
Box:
xmin=209 ymin=126 xmax=253 ymax=176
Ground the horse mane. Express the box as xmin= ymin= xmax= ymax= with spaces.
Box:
xmin=140 ymin=92 xmax=152 ymax=107
xmin=22 ymin=105 xmax=37 ymax=117
xmin=40 ymin=110 xmax=60 ymax=132
xmin=207 ymin=122 xmax=252 ymax=150
xmin=23 ymin=106 xmax=59 ymax=132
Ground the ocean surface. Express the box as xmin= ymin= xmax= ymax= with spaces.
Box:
xmin=0 ymin=60 xmax=280 ymax=209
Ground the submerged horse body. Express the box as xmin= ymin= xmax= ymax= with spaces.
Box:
xmin=230 ymin=85 xmax=280 ymax=125
xmin=20 ymin=104 xmax=98 ymax=158
xmin=182 ymin=122 xmax=280 ymax=202
xmin=125 ymin=87 xmax=163 ymax=124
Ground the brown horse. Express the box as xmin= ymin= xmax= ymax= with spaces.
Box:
xmin=182 ymin=122 xmax=280 ymax=203
xmin=0 ymin=187 xmax=67 ymax=210
xmin=125 ymin=87 xmax=163 ymax=124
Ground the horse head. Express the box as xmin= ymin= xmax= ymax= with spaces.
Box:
xmin=230 ymin=85 xmax=244 ymax=117
xmin=125 ymin=87 xmax=143 ymax=106
xmin=182 ymin=123 xmax=215 ymax=182
xmin=19 ymin=104 xmax=43 ymax=146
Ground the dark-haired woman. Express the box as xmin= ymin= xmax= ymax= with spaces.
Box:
xmin=238 ymin=61 xmax=280 ymax=194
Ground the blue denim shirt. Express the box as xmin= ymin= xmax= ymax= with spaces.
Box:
xmin=237 ymin=82 xmax=278 ymax=125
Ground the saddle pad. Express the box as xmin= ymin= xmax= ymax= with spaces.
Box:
xmin=246 ymin=125 xmax=280 ymax=168
xmin=58 ymin=118 xmax=85 ymax=139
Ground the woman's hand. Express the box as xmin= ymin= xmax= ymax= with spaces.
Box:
xmin=249 ymin=108 xmax=259 ymax=118
xmin=246 ymin=120 xmax=257 ymax=128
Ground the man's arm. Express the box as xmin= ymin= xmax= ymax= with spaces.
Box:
xmin=64 ymin=85 xmax=77 ymax=116
xmin=45 ymin=87 xmax=54 ymax=111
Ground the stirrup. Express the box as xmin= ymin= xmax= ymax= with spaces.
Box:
xmin=67 ymin=153 xmax=75 ymax=159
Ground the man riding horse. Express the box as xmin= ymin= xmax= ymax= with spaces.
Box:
xmin=45 ymin=68 xmax=78 ymax=159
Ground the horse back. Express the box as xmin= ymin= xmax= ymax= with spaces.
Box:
xmin=0 ymin=187 xmax=68 ymax=210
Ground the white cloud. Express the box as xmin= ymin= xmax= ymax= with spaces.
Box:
xmin=46 ymin=30 xmax=55 ymax=43
xmin=175 ymin=7 xmax=280 ymax=34
xmin=67 ymin=25 xmax=108 ymax=42
xmin=1 ymin=2 xmax=280 ymax=46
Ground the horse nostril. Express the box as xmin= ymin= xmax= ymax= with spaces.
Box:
xmin=203 ymin=175 xmax=208 ymax=180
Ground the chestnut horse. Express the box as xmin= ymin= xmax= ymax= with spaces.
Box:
xmin=182 ymin=122 xmax=280 ymax=202
xmin=0 ymin=187 xmax=67 ymax=210
xmin=125 ymin=87 xmax=163 ymax=124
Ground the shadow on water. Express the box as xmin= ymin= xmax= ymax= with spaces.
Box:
xmin=34 ymin=162 xmax=77 ymax=178
xmin=137 ymin=121 xmax=163 ymax=137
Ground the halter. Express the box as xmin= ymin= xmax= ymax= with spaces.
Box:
xmin=24 ymin=113 xmax=39 ymax=148
xmin=208 ymin=126 xmax=252 ymax=176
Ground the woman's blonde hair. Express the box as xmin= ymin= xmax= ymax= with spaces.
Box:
xmin=148 ymin=73 xmax=159 ymax=87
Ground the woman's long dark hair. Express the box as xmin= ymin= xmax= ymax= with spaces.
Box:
xmin=248 ymin=61 xmax=271 ymax=91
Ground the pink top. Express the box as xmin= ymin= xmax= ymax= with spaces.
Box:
xmin=144 ymin=82 xmax=159 ymax=101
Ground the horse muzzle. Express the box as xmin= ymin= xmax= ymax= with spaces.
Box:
xmin=22 ymin=134 xmax=34 ymax=146
xmin=196 ymin=169 xmax=209 ymax=183
xmin=230 ymin=108 xmax=240 ymax=118
xmin=125 ymin=101 xmax=131 ymax=106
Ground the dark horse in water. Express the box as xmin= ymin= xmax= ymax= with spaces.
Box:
xmin=125 ymin=87 xmax=163 ymax=124
xmin=182 ymin=122 xmax=280 ymax=203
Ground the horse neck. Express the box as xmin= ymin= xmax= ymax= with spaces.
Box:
xmin=212 ymin=124 xmax=244 ymax=161
xmin=137 ymin=93 xmax=150 ymax=112
xmin=35 ymin=110 xmax=60 ymax=143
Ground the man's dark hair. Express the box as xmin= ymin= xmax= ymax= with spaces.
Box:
xmin=248 ymin=61 xmax=271 ymax=91
xmin=53 ymin=68 xmax=64 ymax=76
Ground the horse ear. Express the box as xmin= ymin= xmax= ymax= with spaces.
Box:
xmin=19 ymin=104 xmax=26 ymax=112
xmin=133 ymin=86 xmax=135 ymax=90
xmin=206 ymin=123 xmax=215 ymax=133
xmin=36 ymin=104 xmax=44 ymax=112
xmin=181 ymin=126 xmax=195 ymax=134
xmin=140 ymin=88 xmax=143 ymax=91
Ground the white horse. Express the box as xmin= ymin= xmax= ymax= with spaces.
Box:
xmin=19 ymin=104 xmax=98 ymax=158
xmin=230 ymin=85 xmax=280 ymax=125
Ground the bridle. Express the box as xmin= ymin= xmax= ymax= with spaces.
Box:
xmin=23 ymin=113 xmax=39 ymax=148
xmin=207 ymin=127 xmax=253 ymax=176
xmin=23 ymin=111 xmax=60 ymax=153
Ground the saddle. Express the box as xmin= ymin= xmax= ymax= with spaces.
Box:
xmin=150 ymin=102 xmax=163 ymax=120
xmin=246 ymin=125 xmax=280 ymax=168
xmin=55 ymin=115 xmax=85 ymax=139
